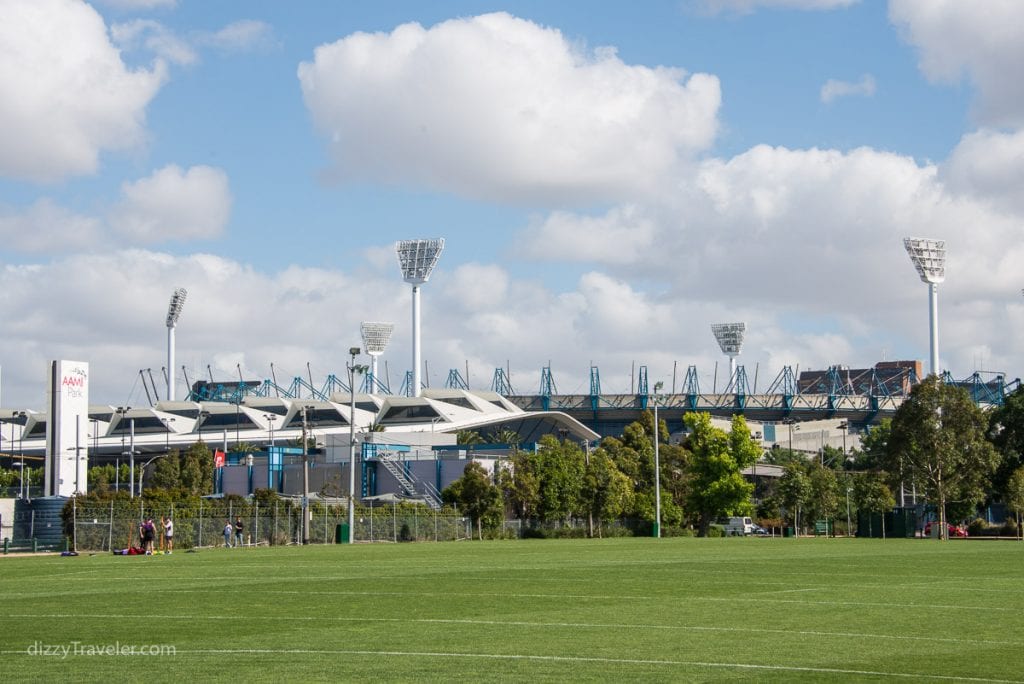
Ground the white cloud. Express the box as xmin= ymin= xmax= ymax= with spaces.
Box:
xmin=298 ymin=12 xmax=720 ymax=204
xmin=0 ymin=199 xmax=104 ymax=252
xmin=820 ymin=74 xmax=876 ymax=104
xmin=941 ymin=128 xmax=1024 ymax=215
xmin=0 ymin=0 xmax=166 ymax=182
xmin=694 ymin=0 xmax=858 ymax=15
xmin=109 ymin=165 xmax=233 ymax=243
xmin=197 ymin=20 xmax=275 ymax=53
xmin=111 ymin=19 xmax=198 ymax=66
xmin=516 ymin=205 xmax=658 ymax=264
xmin=889 ymin=0 xmax=1024 ymax=127
xmin=94 ymin=0 xmax=177 ymax=8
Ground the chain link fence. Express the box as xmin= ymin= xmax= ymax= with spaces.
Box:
xmin=70 ymin=499 xmax=471 ymax=552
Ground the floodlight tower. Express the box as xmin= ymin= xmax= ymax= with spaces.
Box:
xmin=711 ymin=322 xmax=746 ymax=381
xmin=360 ymin=321 xmax=394 ymax=395
xmin=396 ymin=239 xmax=444 ymax=398
xmin=904 ymin=238 xmax=946 ymax=377
xmin=165 ymin=288 xmax=187 ymax=401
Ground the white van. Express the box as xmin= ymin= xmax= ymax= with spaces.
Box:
xmin=718 ymin=516 xmax=755 ymax=536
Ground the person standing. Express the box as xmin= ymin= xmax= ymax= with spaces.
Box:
xmin=234 ymin=517 xmax=244 ymax=548
xmin=142 ymin=518 xmax=156 ymax=555
xmin=164 ymin=515 xmax=174 ymax=554
xmin=223 ymin=520 xmax=233 ymax=548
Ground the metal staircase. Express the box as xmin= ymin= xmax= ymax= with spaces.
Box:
xmin=377 ymin=452 xmax=443 ymax=510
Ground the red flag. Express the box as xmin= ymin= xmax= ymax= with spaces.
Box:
xmin=214 ymin=450 xmax=225 ymax=468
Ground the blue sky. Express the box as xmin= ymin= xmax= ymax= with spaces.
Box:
xmin=1 ymin=0 xmax=1023 ymax=408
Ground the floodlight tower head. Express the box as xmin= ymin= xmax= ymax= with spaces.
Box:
xmin=396 ymin=238 xmax=445 ymax=285
xmin=903 ymin=238 xmax=946 ymax=284
xmin=166 ymin=288 xmax=188 ymax=328
xmin=165 ymin=287 xmax=187 ymax=402
xmin=711 ymin=322 xmax=746 ymax=380
xmin=360 ymin=321 xmax=394 ymax=396
xmin=396 ymin=239 xmax=444 ymax=397
xmin=904 ymin=237 xmax=946 ymax=377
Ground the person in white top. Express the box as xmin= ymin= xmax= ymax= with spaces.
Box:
xmin=164 ymin=516 xmax=174 ymax=554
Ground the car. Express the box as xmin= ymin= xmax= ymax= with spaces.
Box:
xmin=924 ymin=521 xmax=968 ymax=538
xmin=751 ymin=524 xmax=770 ymax=536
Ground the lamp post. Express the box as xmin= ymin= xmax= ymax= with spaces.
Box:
xmin=903 ymin=237 xmax=946 ymax=377
xmin=347 ymin=347 xmax=368 ymax=544
xmin=396 ymin=239 xmax=444 ymax=397
xmin=846 ymin=486 xmax=853 ymax=538
xmin=264 ymin=414 xmax=277 ymax=447
xmin=301 ymin=404 xmax=314 ymax=545
xmin=651 ymin=381 xmax=664 ymax=538
xmin=12 ymin=411 xmax=25 ymax=498
xmin=161 ymin=417 xmax=176 ymax=453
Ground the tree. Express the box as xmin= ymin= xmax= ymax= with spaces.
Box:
xmin=777 ymin=462 xmax=811 ymax=535
xmin=683 ymin=413 xmax=758 ymax=536
xmin=887 ymin=376 xmax=1000 ymax=540
xmin=442 ymin=461 xmax=503 ymax=540
xmin=853 ymin=473 xmax=895 ymax=539
xmin=179 ymin=441 xmax=214 ymax=496
xmin=987 ymin=386 xmax=1024 ymax=497
xmin=806 ymin=464 xmax=840 ymax=532
xmin=148 ymin=451 xmax=181 ymax=490
xmin=499 ymin=449 xmax=540 ymax=520
xmin=532 ymin=435 xmax=586 ymax=523
xmin=581 ymin=449 xmax=633 ymax=537
xmin=1005 ymin=466 xmax=1024 ymax=541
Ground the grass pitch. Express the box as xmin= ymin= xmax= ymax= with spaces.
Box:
xmin=1 ymin=537 xmax=1023 ymax=682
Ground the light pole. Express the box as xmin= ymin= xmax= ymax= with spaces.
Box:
xmin=846 ymin=486 xmax=853 ymax=538
xmin=264 ymin=414 xmax=277 ymax=447
xmin=651 ymin=381 xmax=664 ymax=538
xmin=161 ymin=417 xmax=176 ymax=453
xmin=301 ymin=404 xmax=314 ymax=545
xmin=396 ymin=239 xmax=444 ymax=397
xmin=347 ymin=347 xmax=368 ymax=544
xmin=904 ymin=237 xmax=946 ymax=377
xmin=165 ymin=287 xmax=187 ymax=401
xmin=360 ymin=322 xmax=394 ymax=395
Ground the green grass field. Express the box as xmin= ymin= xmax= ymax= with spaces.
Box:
xmin=1 ymin=537 xmax=1022 ymax=682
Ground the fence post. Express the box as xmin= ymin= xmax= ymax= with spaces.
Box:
xmin=108 ymin=500 xmax=114 ymax=551
xmin=393 ymin=501 xmax=397 ymax=543
xmin=198 ymin=500 xmax=203 ymax=548
xmin=274 ymin=501 xmax=278 ymax=546
xmin=255 ymin=502 xmax=259 ymax=547
xmin=434 ymin=508 xmax=437 ymax=542
xmin=369 ymin=502 xmax=373 ymax=542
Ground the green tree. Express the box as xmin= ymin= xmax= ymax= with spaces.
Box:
xmin=806 ymin=464 xmax=840 ymax=531
xmin=457 ymin=430 xmax=485 ymax=446
xmin=442 ymin=461 xmax=503 ymax=539
xmin=532 ymin=435 xmax=586 ymax=523
xmin=987 ymin=386 xmax=1024 ymax=497
xmin=853 ymin=473 xmax=896 ymax=538
xmin=850 ymin=419 xmax=891 ymax=472
xmin=777 ymin=462 xmax=811 ymax=535
xmin=499 ymin=449 xmax=540 ymax=520
xmin=1005 ymin=466 xmax=1024 ymax=541
xmin=148 ymin=451 xmax=181 ymax=490
xmin=683 ymin=413 xmax=758 ymax=536
xmin=179 ymin=441 xmax=214 ymax=496
xmin=581 ymin=449 xmax=634 ymax=537
xmin=887 ymin=376 xmax=1000 ymax=540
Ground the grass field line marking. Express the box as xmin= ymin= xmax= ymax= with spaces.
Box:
xmin=34 ymin=646 xmax=1016 ymax=683
xmin=8 ymin=613 xmax=1018 ymax=647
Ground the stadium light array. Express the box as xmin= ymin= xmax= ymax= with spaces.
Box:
xmin=360 ymin=321 xmax=394 ymax=395
xmin=396 ymin=239 xmax=444 ymax=398
xmin=711 ymin=322 xmax=746 ymax=382
xmin=904 ymin=237 xmax=946 ymax=377
xmin=165 ymin=288 xmax=188 ymax=401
